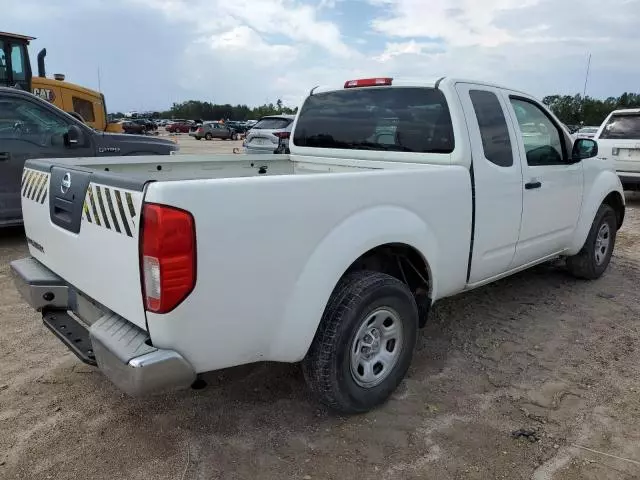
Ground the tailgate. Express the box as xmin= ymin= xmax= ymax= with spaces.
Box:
xmin=21 ymin=160 xmax=148 ymax=330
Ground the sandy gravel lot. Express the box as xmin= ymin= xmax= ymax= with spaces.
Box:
xmin=1 ymin=158 xmax=639 ymax=479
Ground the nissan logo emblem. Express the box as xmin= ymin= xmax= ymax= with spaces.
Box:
xmin=61 ymin=173 xmax=72 ymax=194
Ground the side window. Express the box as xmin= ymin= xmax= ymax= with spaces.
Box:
xmin=72 ymin=97 xmax=96 ymax=122
xmin=469 ymin=90 xmax=513 ymax=167
xmin=0 ymin=96 xmax=70 ymax=145
xmin=10 ymin=44 xmax=26 ymax=81
xmin=509 ymin=97 xmax=565 ymax=166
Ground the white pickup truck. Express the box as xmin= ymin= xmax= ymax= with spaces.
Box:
xmin=592 ymin=108 xmax=640 ymax=190
xmin=12 ymin=77 xmax=625 ymax=413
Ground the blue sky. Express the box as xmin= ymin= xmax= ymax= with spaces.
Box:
xmin=5 ymin=0 xmax=640 ymax=112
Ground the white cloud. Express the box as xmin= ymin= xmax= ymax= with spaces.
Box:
xmin=369 ymin=0 xmax=540 ymax=47
xmin=204 ymin=26 xmax=297 ymax=61
xmin=374 ymin=40 xmax=442 ymax=62
xmin=4 ymin=0 xmax=640 ymax=111
xmin=135 ymin=0 xmax=354 ymax=58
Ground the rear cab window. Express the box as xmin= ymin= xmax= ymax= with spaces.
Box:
xmin=600 ymin=113 xmax=640 ymax=140
xmin=253 ymin=117 xmax=292 ymax=129
xmin=293 ymin=87 xmax=454 ymax=153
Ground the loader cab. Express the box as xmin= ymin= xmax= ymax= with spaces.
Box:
xmin=0 ymin=32 xmax=33 ymax=91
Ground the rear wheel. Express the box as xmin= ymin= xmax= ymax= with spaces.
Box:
xmin=232 ymin=133 xmax=239 ymax=140
xmin=302 ymin=271 xmax=418 ymax=413
xmin=205 ymin=133 xmax=213 ymax=140
xmin=566 ymin=204 xmax=617 ymax=279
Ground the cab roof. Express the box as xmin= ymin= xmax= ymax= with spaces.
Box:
xmin=0 ymin=32 xmax=36 ymax=42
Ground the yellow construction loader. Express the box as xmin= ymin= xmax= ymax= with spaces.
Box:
xmin=0 ymin=31 xmax=122 ymax=132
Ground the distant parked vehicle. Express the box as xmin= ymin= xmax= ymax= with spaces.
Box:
xmin=244 ymin=115 xmax=295 ymax=154
xmin=576 ymin=126 xmax=599 ymax=139
xmin=593 ymin=108 xmax=640 ymax=190
xmin=225 ymin=121 xmax=251 ymax=134
xmin=131 ymin=119 xmax=157 ymax=133
xmin=190 ymin=122 xmax=240 ymax=140
xmin=121 ymin=120 xmax=146 ymax=135
xmin=166 ymin=121 xmax=191 ymax=133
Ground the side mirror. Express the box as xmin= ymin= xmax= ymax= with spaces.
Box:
xmin=64 ymin=125 xmax=84 ymax=147
xmin=572 ymin=138 xmax=598 ymax=161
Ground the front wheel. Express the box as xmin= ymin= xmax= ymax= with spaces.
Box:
xmin=566 ymin=204 xmax=617 ymax=279
xmin=302 ymin=271 xmax=418 ymax=413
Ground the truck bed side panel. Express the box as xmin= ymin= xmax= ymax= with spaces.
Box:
xmin=143 ymin=166 xmax=472 ymax=372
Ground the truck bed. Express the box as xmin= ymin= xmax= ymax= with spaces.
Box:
xmin=33 ymin=154 xmax=386 ymax=182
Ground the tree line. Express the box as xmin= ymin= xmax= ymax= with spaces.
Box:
xmin=111 ymin=99 xmax=297 ymax=121
xmin=542 ymin=92 xmax=640 ymax=127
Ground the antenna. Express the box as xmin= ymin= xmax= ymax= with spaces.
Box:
xmin=582 ymin=53 xmax=591 ymax=98
xmin=97 ymin=67 xmax=102 ymax=93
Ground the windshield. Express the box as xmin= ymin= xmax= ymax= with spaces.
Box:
xmin=600 ymin=114 xmax=640 ymax=140
xmin=253 ymin=117 xmax=292 ymax=130
xmin=293 ymin=87 xmax=454 ymax=153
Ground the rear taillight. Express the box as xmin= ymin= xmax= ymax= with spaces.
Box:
xmin=197 ymin=127 xmax=204 ymax=133
xmin=141 ymin=203 xmax=196 ymax=314
xmin=274 ymin=131 xmax=290 ymax=139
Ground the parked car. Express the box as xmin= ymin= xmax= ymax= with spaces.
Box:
xmin=576 ymin=126 xmax=599 ymax=139
xmin=592 ymin=108 xmax=640 ymax=190
xmin=0 ymin=87 xmax=178 ymax=226
xmin=190 ymin=122 xmax=240 ymax=140
xmin=135 ymin=118 xmax=158 ymax=132
xmin=225 ymin=121 xmax=251 ymax=134
xmin=11 ymin=77 xmax=623 ymax=414
xmin=243 ymin=115 xmax=295 ymax=154
xmin=166 ymin=121 xmax=191 ymax=133
xmin=121 ymin=120 xmax=146 ymax=135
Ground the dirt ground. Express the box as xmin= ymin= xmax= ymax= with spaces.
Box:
xmin=1 ymin=184 xmax=639 ymax=479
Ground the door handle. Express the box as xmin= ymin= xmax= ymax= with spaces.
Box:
xmin=0 ymin=152 xmax=10 ymax=162
xmin=525 ymin=181 xmax=542 ymax=190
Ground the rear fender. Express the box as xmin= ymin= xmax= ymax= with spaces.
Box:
xmin=268 ymin=205 xmax=438 ymax=362
xmin=567 ymin=169 xmax=624 ymax=255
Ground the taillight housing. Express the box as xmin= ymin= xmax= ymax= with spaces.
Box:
xmin=274 ymin=131 xmax=290 ymax=139
xmin=197 ymin=127 xmax=204 ymax=133
xmin=141 ymin=203 xmax=196 ymax=314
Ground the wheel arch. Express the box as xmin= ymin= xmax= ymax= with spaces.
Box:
xmin=268 ymin=205 xmax=438 ymax=362
xmin=568 ymin=171 xmax=625 ymax=255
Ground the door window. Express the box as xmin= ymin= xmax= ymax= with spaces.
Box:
xmin=0 ymin=96 xmax=70 ymax=146
xmin=509 ymin=97 xmax=565 ymax=166
xmin=72 ymin=97 xmax=96 ymax=122
xmin=469 ymin=90 xmax=513 ymax=167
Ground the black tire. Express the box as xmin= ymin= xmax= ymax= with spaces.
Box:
xmin=232 ymin=133 xmax=239 ymax=140
xmin=566 ymin=204 xmax=617 ymax=279
xmin=302 ymin=271 xmax=418 ymax=413
xmin=194 ymin=136 xmax=201 ymax=141
xmin=205 ymin=133 xmax=213 ymax=141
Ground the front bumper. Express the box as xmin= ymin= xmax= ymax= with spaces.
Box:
xmin=10 ymin=257 xmax=196 ymax=395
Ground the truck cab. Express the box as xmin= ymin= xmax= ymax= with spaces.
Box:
xmin=0 ymin=31 xmax=32 ymax=91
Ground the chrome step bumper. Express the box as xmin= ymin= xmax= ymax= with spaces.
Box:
xmin=11 ymin=257 xmax=196 ymax=395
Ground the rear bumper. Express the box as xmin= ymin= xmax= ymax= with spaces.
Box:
xmin=618 ymin=172 xmax=640 ymax=189
xmin=10 ymin=257 xmax=196 ymax=395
